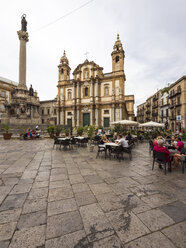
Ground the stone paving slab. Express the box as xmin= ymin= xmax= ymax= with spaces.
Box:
xmin=0 ymin=140 xmax=186 ymax=247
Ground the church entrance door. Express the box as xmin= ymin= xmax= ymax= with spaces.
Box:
xmin=83 ymin=113 xmax=90 ymax=126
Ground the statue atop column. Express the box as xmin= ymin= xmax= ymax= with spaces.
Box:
xmin=21 ymin=14 xmax=27 ymax=32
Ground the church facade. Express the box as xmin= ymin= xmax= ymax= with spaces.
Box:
xmin=57 ymin=35 xmax=134 ymax=128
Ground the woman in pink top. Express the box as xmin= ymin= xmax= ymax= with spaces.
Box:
xmin=153 ymin=139 xmax=171 ymax=163
xmin=175 ymin=137 xmax=184 ymax=151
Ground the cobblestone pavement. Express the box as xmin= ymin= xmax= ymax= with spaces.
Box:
xmin=0 ymin=139 xmax=186 ymax=248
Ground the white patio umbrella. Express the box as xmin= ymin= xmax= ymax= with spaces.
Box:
xmin=110 ymin=120 xmax=139 ymax=126
xmin=139 ymin=121 xmax=164 ymax=127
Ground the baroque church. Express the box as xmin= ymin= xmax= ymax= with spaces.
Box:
xmin=57 ymin=34 xmax=134 ymax=128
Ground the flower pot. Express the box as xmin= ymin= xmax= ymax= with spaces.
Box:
xmin=56 ymin=133 xmax=60 ymax=137
xmin=50 ymin=134 xmax=54 ymax=139
xmin=3 ymin=133 xmax=12 ymax=140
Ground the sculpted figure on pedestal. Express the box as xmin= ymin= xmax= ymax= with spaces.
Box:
xmin=21 ymin=14 xmax=27 ymax=32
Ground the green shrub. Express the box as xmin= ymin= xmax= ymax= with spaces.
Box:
xmin=2 ymin=124 xmax=10 ymax=133
xmin=77 ymin=126 xmax=84 ymax=136
xmin=46 ymin=125 xmax=55 ymax=134
xmin=55 ymin=125 xmax=62 ymax=134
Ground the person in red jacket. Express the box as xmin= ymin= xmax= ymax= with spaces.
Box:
xmin=153 ymin=139 xmax=171 ymax=169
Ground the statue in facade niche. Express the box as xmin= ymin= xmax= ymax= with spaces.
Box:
xmin=29 ymin=85 xmax=34 ymax=96
xmin=21 ymin=14 xmax=27 ymax=32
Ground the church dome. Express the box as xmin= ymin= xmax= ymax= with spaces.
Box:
xmin=60 ymin=50 xmax=69 ymax=65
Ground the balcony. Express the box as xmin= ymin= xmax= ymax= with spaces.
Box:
xmin=146 ymin=103 xmax=151 ymax=108
xmin=153 ymin=96 xmax=158 ymax=101
xmin=169 ymin=88 xmax=181 ymax=98
xmin=176 ymin=102 xmax=181 ymax=107
xmin=146 ymin=110 xmax=151 ymax=114
xmin=152 ymin=104 xmax=158 ymax=109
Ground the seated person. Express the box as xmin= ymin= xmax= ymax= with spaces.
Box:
xmin=173 ymin=137 xmax=184 ymax=151
xmin=32 ymin=129 xmax=36 ymax=137
xmin=126 ymin=132 xmax=132 ymax=141
xmin=154 ymin=136 xmax=163 ymax=146
xmin=100 ymin=131 xmax=108 ymax=144
xmin=153 ymin=139 xmax=171 ymax=168
xmin=116 ymin=134 xmax=128 ymax=148
xmin=174 ymin=147 xmax=186 ymax=168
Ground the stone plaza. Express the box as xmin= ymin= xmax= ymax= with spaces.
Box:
xmin=0 ymin=139 xmax=186 ymax=247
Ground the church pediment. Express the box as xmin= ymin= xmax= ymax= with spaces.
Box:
xmin=73 ymin=60 xmax=103 ymax=74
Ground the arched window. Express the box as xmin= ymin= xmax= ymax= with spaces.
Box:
xmin=115 ymin=56 xmax=119 ymax=63
xmin=67 ymin=91 xmax=72 ymax=100
xmin=104 ymin=86 xmax=109 ymax=96
xmin=61 ymin=68 xmax=64 ymax=74
xmin=67 ymin=70 xmax=69 ymax=76
xmin=85 ymin=87 xmax=88 ymax=97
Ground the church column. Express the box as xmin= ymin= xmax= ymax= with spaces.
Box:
xmin=77 ymin=107 xmax=80 ymax=126
xmin=111 ymin=106 xmax=115 ymax=122
xmin=95 ymin=79 xmax=99 ymax=102
xmin=95 ymin=105 xmax=99 ymax=126
xmin=119 ymin=104 xmax=122 ymax=120
xmin=77 ymin=82 xmax=80 ymax=103
xmin=73 ymin=82 xmax=76 ymax=104
xmin=90 ymin=109 xmax=93 ymax=125
xmin=73 ymin=107 xmax=76 ymax=127
xmin=90 ymin=79 xmax=93 ymax=102
xmin=61 ymin=109 xmax=65 ymax=125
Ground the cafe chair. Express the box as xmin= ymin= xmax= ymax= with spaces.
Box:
xmin=53 ymin=136 xmax=60 ymax=150
xmin=122 ymin=144 xmax=133 ymax=160
xmin=152 ymin=150 xmax=171 ymax=175
xmin=96 ymin=145 xmax=106 ymax=159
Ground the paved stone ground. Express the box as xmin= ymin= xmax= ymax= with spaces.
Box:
xmin=0 ymin=139 xmax=186 ymax=248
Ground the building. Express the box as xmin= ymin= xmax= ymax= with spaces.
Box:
xmin=136 ymin=76 xmax=186 ymax=132
xmin=168 ymin=76 xmax=186 ymax=132
xmin=0 ymin=77 xmax=18 ymax=123
xmin=57 ymin=35 xmax=134 ymax=128
xmin=137 ymin=102 xmax=146 ymax=123
xmin=40 ymin=99 xmax=57 ymax=125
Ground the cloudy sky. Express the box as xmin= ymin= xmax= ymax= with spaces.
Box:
xmin=0 ymin=0 xmax=186 ymax=111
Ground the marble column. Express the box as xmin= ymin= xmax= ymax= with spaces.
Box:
xmin=73 ymin=83 xmax=76 ymax=104
xmin=90 ymin=109 xmax=93 ymax=125
xmin=17 ymin=30 xmax=29 ymax=90
xmin=95 ymin=79 xmax=99 ymax=102
xmin=95 ymin=107 xmax=98 ymax=126
xmin=90 ymin=80 xmax=93 ymax=102
xmin=111 ymin=107 xmax=115 ymax=122
xmin=119 ymin=105 xmax=122 ymax=120
xmin=61 ymin=110 xmax=65 ymax=125
xmin=77 ymin=108 xmax=80 ymax=126
xmin=77 ymin=82 xmax=80 ymax=103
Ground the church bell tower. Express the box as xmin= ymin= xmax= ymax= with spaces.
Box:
xmin=111 ymin=34 xmax=124 ymax=73
xmin=58 ymin=51 xmax=71 ymax=82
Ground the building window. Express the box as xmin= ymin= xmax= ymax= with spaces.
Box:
xmin=104 ymin=110 xmax=109 ymax=114
xmin=54 ymin=109 xmax=56 ymax=115
xmin=104 ymin=86 xmax=109 ymax=96
xmin=85 ymin=87 xmax=88 ymax=97
xmin=1 ymin=91 xmax=5 ymax=97
xmin=115 ymin=56 xmax=119 ymax=63
xmin=42 ymin=119 xmax=44 ymax=124
xmin=61 ymin=68 xmax=64 ymax=74
xmin=67 ymin=70 xmax=69 ymax=76
xmin=67 ymin=112 xmax=72 ymax=116
xmin=67 ymin=91 xmax=72 ymax=100
xmin=48 ymin=109 xmax=50 ymax=115
xmin=177 ymin=96 xmax=180 ymax=105
xmin=177 ymin=109 xmax=181 ymax=115
xmin=166 ymin=109 xmax=168 ymax=117
xmin=42 ymin=109 xmax=44 ymax=115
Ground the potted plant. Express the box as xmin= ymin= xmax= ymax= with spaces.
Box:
xmin=55 ymin=125 xmax=62 ymax=136
xmin=2 ymin=124 xmax=12 ymax=140
xmin=86 ymin=125 xmax=95 ymax=152
xmin=65 ymin=129 xmax=70 ymax=137
xmin=77 ymin=126 xmax=84 ymax=136
xmin=46 ymin=125 xmax=55 ymax=138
